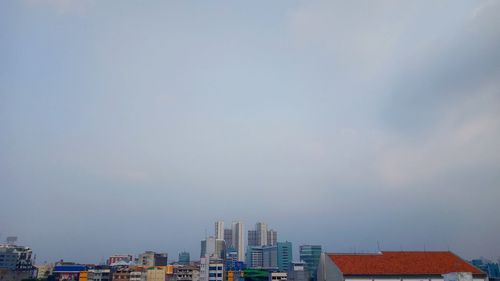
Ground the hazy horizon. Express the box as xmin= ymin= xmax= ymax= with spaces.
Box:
xmin=1 ymin=0 xmax=500 ymax=264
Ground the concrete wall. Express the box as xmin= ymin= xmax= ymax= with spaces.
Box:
xmin=346 ymin=278 xmax=487 ymax=281
xmin=0 ymin=269 xmax=33 ymax=281
xmin=318 ymin=253 xmax=344 ymax=281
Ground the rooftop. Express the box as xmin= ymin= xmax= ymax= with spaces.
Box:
xmin=328 ymin=251 xmax=485 ymax=276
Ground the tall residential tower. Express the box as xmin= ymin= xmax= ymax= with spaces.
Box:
xmin=255 ymin=222 xmax=268 ymax=246
xmin=215 ymin=221 xmax=224 ymax=241
xmin=232 ymin=221 xmax=244 ymax=261
xmin=248 ymin=223 xmax=278 ymax=246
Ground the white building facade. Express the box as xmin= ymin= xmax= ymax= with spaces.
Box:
xmin=215 ymin=222 xmax=224 ymax=241
xmin=200 ymin=257 xmax=224 ymax=281
xmin=232 ymin=222 xmax=244 ymax=262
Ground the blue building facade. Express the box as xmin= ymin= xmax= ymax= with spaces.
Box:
xmin=277 ymin=242 xmax=293 ymax=272
xmin=299 ymin=245 xmax=322 ymax=281
xmin=471 ymin=259 xmax=500 ymax=279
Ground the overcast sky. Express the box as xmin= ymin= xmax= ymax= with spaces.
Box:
xmin=1 ymin=0 xmax=500 ymax=264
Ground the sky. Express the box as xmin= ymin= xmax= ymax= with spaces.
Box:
xmin=1 ymin=0 xmax=500 ymax=264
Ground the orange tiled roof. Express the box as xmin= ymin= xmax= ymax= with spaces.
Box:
xmin=328 ymin=251 xmax=484 ymax=276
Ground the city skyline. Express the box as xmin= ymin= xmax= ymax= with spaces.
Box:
xmin=1 ymin=218 xmax=498 ymax=265
xmin=2 ymin=0 xmax=500 ymax=266
xmin=4 ymin=237 xmax=498 ymax=281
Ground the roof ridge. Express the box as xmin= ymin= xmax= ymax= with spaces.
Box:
xmin=328 ymin=251 xmax=485 ymax=275
xmin=382 ymin=250 xmax=451 ymax=252
xmin=328 ymin=253 xmax=382 ymax=256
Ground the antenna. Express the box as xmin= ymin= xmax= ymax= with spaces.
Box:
xmin=377 ymin=241 xmax=381 ymax=252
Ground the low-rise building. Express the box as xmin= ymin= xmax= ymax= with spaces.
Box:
xmin=0 ymin=243 xmax=35 ymax=273
xmin=200 ymin=257 xmax=224 ymax=281
xmin=0 ymin=269 xmax=34 ymax=281
xmin=113 ymin=268 xmax=131 ymax=281
xmin=287 ymin=262 xmax=310 ymax=281
xmin=37 ymin=263 xmax=55 ymax=279
xmin=130 ymin=268 xmax=146 ymax=281
xmin=147 ymin=267 xmax=166 ymax=281
xmin=318 ymin=251 xmax=487 ymax=281
xmin=269 ymin=272 xmax=287 ymax=281
xmin=53 ymin=264 xmax=87 ymax=281
xmin=108 ymin=256 xmax=134 ymax=266
xmin=174 ymin=266 xmax=200 ymax=281
xmin=178 ymin=253 xmax=191 ymax=266
xmin=139 ymin=252 xmax=168 ymax=267
xmin=88 ymin=266 xmax=111 ymax=281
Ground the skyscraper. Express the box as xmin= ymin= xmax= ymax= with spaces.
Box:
xmin=248 ymin=230 xmax=258 ymax=247
xmin=215 ymin=221 xmax=224 ymax=240
xmin=232 ymin=221 xmax=244 ymax=261
xmin=299 ymin=245 xmax=322 ymax=281
xmin=224 ymin=229 xmax=233 ymax=247
xmin=267 ymin=229 xmax=277 ymax=246
xmin=200 ymin=236 xmax=226 ymax=259
xmin=255 ymin=222 xmax=268 ymax=246
xmin=248 ymin=223 xmax=278 ymax=246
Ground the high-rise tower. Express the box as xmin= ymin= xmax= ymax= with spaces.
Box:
xmin=215 ymin=221 xmax=224 ymax=240
xmin=248 ymin=230 xmax=258 ymax=247
xmin=224 ymin=228 xmax=233 ymax=247
xmin=267 ymin=229 xmax=277 ymax=246
xmin=200 ymin=236 xmax=226 ymax=259
xmin=231 ymin=221 xmax=244 ymax=261
xmin=255 ymin=222 xmax=268 ymax=246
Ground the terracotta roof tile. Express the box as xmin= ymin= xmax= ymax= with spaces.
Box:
xmin=328 ymin=251 xmax=484 ymax=276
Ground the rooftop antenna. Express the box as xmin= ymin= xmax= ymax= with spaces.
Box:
xmin=377 ymin=241 xmax=381 ymax=252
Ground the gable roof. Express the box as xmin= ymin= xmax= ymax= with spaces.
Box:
xmin=328 ymin=251 xmax=484 ymax=276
